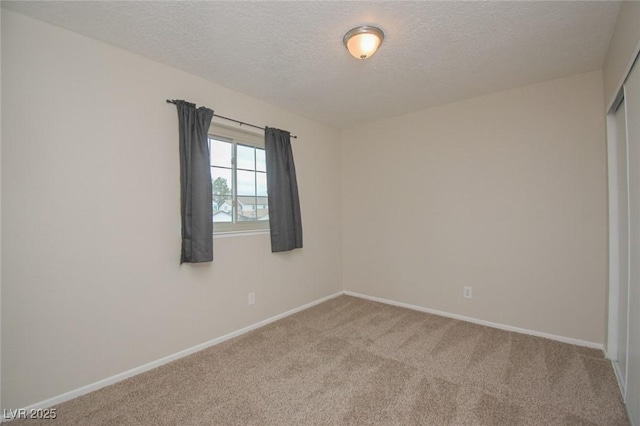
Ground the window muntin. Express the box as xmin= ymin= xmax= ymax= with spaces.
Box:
xmin=210 ymin=126 xmax=269 ymax=233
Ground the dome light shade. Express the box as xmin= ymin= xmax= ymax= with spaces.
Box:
xmin=343 ymin=26 xmax=384 ymax=60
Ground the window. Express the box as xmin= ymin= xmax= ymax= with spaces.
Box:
xmin=210 ymin=125 xmax=269 ymax=234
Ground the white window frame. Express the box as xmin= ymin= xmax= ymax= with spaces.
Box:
xmin=210 ymin=124 xmax=269 ymax=235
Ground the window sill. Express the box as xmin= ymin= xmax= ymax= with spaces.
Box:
xmin=213 ymin=229 xmax=270 ymax=239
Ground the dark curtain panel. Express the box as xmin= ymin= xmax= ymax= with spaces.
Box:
xmin=265 ymin=127 xmax=303 ymax=252
xmin=174 ymin=100 xmax=214 ymax=263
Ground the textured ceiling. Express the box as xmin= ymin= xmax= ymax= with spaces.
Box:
xmin=2 ymin=1 xmax=621 ymax=128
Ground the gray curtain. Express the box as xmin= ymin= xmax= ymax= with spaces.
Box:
xmin=174 ymin=100 xmax=214 ymax=263
xmin=265 ymin=127 xmax=303 ymax=252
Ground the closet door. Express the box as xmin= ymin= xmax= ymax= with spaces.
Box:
xmin=615 ymin=97 xmax=629 ymax=392
xmin=624 ymin=62 xmax=640 ymax=425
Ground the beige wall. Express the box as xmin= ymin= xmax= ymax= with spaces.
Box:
xmin=603 ymin=1 xmax=640 ymax=110
xmin=1 ymin=11 xmax=342 ymax=409
xmin=341 ymin=71 xmax=607 ymax=344
xmin=0 ymin=5 xmax=615 ymax=412
xmin=0 ymin=4 xmax=3 ymax=412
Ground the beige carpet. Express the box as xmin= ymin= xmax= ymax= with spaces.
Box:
xmin=13 ymin=295 xmax=629 ymax=425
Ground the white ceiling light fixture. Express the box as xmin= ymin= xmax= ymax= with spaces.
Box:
xmin=343 ymin=25 xmax=384 ymax=60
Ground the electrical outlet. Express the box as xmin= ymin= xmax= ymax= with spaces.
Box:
xmin=463 ymin=286 xmax=472 ymax=299
xmin=248 ymin=292 xmax=255 ymax=305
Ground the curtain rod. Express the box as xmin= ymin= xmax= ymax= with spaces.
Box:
xmin=166 ymin=99 xmax=297 ymax=139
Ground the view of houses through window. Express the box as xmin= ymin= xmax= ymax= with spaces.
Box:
xmin=210 ymin=136 xmax=269 ymax=225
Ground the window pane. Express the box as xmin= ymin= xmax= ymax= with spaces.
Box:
xmin=211 ymin=167 xmax=233 ymax=195
xmin=256 ymin=196 xmax=269 ymax=221
xmin=256 ymin=172 xmax=267 ymax=196
xmin=210 ymin=138 xmax=232 ymax=168
xmin=212 ymin=191 xmax=232 ymax=211
xmin=212 ymin=196 xmax=233 ymax=222
xmin=237 ymin=144 xmax=255 ymax=170
xmin=209 ymin=127 xmax=271 ymax=231
xmin=256 ymin=148 xmax=266 ymax=172
xmin=237 ymin=170 xmax=256 ymax=196
xmin=238 ymin=197 xmax=257 ymax=222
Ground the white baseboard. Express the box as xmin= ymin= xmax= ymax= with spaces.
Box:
xmin=343 ymin=291 xmax=604 ymax=351
xmin=3 ymin=291 xmax=343 ymax=422
xmin=5 ymin=289 xmax=605 ymax=422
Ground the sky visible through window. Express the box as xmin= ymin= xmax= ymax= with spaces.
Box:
xmin=210 ymin=137 xmax=268 ymax=223
xmin=210 ymin=139 xmax=267 ymax=196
